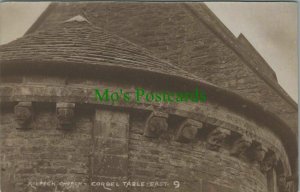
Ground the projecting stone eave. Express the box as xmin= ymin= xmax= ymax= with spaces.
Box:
xmin=0 ymin=57 xmax=294 ymax=135
xmin=0 ymin=58 xmax=296 ymax=134
xmin=0 ymin=57 xmax=297 ymax=175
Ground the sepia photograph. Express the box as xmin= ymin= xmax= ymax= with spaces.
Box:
xmin=0 ymin=2 xmax=298 ymax=192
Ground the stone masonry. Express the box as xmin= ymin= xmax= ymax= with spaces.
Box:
xmin=0 ymin=2 xmax=297 ymax=192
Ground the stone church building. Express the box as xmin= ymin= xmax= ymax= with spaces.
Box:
xmin=0 ymin=2 xmax=298 ymax=192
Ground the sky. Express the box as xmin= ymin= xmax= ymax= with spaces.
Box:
xmin=206 ymin=2 xmax=298 ymax=103
xmin=0 ymin=2 xmax=298 ymax=102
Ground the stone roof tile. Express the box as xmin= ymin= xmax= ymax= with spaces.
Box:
xmin=0 ymin=16 xmax=201 ymax=82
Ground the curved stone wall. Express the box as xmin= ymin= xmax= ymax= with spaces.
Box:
xmin=0 ymin=73 xmax=293 ymax=192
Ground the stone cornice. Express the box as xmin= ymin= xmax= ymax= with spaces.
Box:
xmin=0 ymin=59 xmax=296 ymax=136
xmin=0 ymin=83 xmax=294 ymax=178
xmin=0 ymin=61 xmax=297 ymax=167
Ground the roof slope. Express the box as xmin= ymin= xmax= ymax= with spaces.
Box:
xmin=24 ymin=2 xmax=297 ymax=134
xmin=0 ymin=16 xmax=198 ymax=81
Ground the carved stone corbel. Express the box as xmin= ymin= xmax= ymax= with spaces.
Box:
xmin=278 ymin=175 xmax=290 ymax=192
xmin=56 ymin=102 xmax=75 ymax=130
xmin=175 ymin=119 xmax=203 ymax=143
xmin=252 ymin=143 xmax=268 ymax=167
xmin=230 ymin=135 xmax=252 ymax=157
xmin=144 ymin=111 xmax=168 ymax=138
xmin=14 ymin=102 xmax=33 ymax=129
xmin=206 ymin=127 xmax=230 ymax=151
xmin=261 ymin=150 xmax=278 ymax=173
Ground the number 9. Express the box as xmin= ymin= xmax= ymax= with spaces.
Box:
xmin=173 ymin=181 xmax=180 ymax=188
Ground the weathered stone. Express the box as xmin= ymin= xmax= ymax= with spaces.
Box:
xmin=144 ymin=111 xmax=168 ymax=138
xmin=206 ymin=127 xmax=230 ymax=151
xmin=252 ymin=143 xmax=268 ymax=166
xmin=56 ymin=102 xmax=75 ymax=130
xmin=203 ymin=181 xmax=238 ymax=192
xmin=230 ymin=135 xmax=252 ymax=157
xmin=278 ymin=175 xmax=290 ymax=192
xmin=93 ymin=109 xmax=129 ymax=179
xmin=261 ymin=151 xmax=278 ymax=173
xmin=0 ymin=3 xmax=297 ymax=192
xmin=175 ymin=119 xmax=203 ymax=143
xmin=14 ymin=102 xmax=32 ymax=129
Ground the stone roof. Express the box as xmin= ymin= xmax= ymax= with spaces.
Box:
xmin=0 ymin=15 xmax=200 ymax=82
xmin=23 ymin=3 xmax=298 ymax=130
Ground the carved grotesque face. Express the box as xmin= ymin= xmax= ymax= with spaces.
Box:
xmin=260 ymin=152 xmax=278 ymax=173
xmin=57 ymin=108 xmax=74 ymax=126
xmin=253 ymin=145 xmax=267 ymax=162
xmin=149 ymin=117 xmax=168 ymax=134
xmin=181 ymin=124 xmax=198 ymax=140
xmin=231 ymin=137 xmax=251 ymax=156
xmin=176 ymin=120 xmax=202 ymax=143
xmin=144 ymin=116 xmax=168 ymax=138
xmin=206 ymin=128 xmax=230 ymax=151
xmin=208 ymin=129 xmax=227 ymax=146
xmin=15 ymin=106 xmax=32 ymax=127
